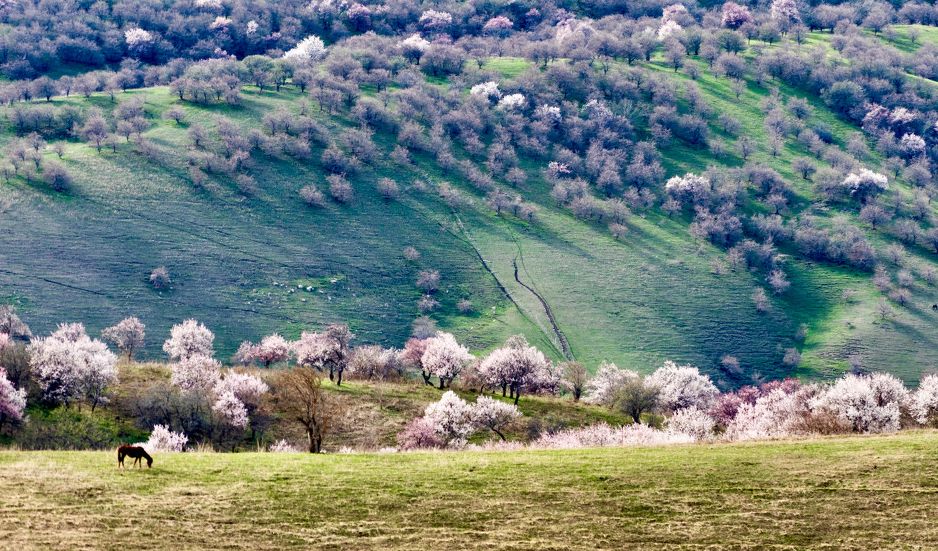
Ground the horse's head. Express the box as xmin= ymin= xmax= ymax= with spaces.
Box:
xmin=146 ymin=456 xmax=153 ymax=468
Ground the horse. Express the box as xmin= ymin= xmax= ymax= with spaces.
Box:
xmin=117 ymin=445 xmax=153 ymax=469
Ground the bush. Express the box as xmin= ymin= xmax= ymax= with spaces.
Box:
xmin=16 ymin=408 xmax=146 ymax=450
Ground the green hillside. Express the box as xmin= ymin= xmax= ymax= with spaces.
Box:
xmin=3 ymin=431 xmax=938 ymax=548
xmin=4 ymin=29 xmax=938 ymax=385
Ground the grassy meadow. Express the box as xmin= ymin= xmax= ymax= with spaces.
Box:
xmin=3 ymin=431 xmax=938 ymax=549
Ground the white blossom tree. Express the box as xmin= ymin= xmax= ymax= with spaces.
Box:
xmin=816 ymin=373 xmax=907 ymax=433
xmin=842 ymin=169 xmax=889 ymax=204
xmin=419 ymin=9 xmax=452 ymax=31
xmin=214 ymin=371 xmax=268 ymax=412
xmin=421 ymin=332 xmax=474 ymax=389
xmin=171 ymin=354 xmax=221 ymax=394
xmin=770 ymin=0 xmax=800 ymax=26
xmin=28 ymin=324 xmax=118 ymax=410
xmin=911 ymin=374 xmax=938 ymax=425
xmin=423 ymin=390 xmax=475 ymax=447
xmin=497 ymin=93 xmax=526 ymax=111
xmin=666 ymin=406 xmax=715 ymax=441
xmin=0 ymin=305 xmax=31 ymax=339
xmin=283 ymin=36 xmax=327 ymax=64
xmin=470 ymin=81 xmax=501 ymax=101
xmin=76 ymin=339 xmax=118 ymax=411
xmin=163 ymin=319 xmax=214 ymax=361
xmin=213 ymin=391 xmax=249 ymax=429
xmin=644 ymin=361 xmax=719 ymax=412
xmin=721 ymin=2 xmax=753 ymax=28
xmin=471 ymin=396 xmax=521 ymax=440
xmin=724 ymin=388 xmax=803 ymax=441
xmin=140 ymin=424 xmax=188 ymax=452
xmin=400 ymin=34 xmax=430 ymax=64
xmin=584 ymin=362 xmax=640 ymax=406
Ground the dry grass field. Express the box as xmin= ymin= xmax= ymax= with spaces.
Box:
xmin=2 ymin=431 xmax=938 ymax=549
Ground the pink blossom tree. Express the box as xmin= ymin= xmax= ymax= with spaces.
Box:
xmin=401 ymin=337 xmax=433 ymax=385
xmin=101 ymin=317 xmax=145 ymax=360
xmin=0 ymin=367 xmax=26 ymax=430
xmin=213 ymin=391 xmax=249 ymax=429
xmin=293 ymin=324 xmax=353 ymax=385
xmin=397 ymin=416 xmax=444 ymax=450
xmin=239 ymin=334 xmax=291 ymax=367
xmin=478 ymin=335 xmax=552 ymax=403
xmin=721 ymin=2 xmax=753 ymax=29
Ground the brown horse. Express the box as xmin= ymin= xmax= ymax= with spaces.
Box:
xmin=117 ymin=445 xmax=153 ymax=469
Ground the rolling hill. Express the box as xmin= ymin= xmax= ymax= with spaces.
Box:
xmin=3 ymin=29 xmax=938 ymax=387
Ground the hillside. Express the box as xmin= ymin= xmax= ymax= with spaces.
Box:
xmin=3 ymin=27 xmax=938 ymax=386
xmin=3 ymin=431 xmax=938 ymax=549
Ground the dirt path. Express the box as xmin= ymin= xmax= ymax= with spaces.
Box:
xmin=511 ymin=256 xmax=573 ymax=360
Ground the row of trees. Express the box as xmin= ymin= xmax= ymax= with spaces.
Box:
xmin=7 ymin=307 xmax=938 ymax=453
xmin=401 ymin=359 xmax=938 ymax=452
xmin=0 ymin=0 xmax=933 ymax=80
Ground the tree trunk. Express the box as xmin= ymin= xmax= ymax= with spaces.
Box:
xmin=328 ymin=367 xmax=334 ymax=382
xmin=422 ymin=371 xmax=433 ymax=386
xmin=493 ymin=428 xmax=506 ymax=441
xmin=307 ymin=428 xmax=322 ymax=453
xmin=336 ymin=369 xmax=343 ymax=386
xmin=438 ymin=378 xmax=445 ymax=390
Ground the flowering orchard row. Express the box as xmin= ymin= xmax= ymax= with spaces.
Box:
xmin=2 ymin=310 xmax=937 ymax=453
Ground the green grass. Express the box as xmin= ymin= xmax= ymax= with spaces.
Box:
xmin=876 ymin=24 xmax=938 ymax=52
xmin=3 ymin=431 xmax=938 ymax=548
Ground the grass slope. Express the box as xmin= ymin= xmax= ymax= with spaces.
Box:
xmin=3 ymin=31 xmax=938 ymax=383
xmin=3 ymin=431 xmax=938 ymax=548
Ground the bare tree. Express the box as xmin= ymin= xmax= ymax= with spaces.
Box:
xmin=273 ymin=368 xmax=340 ymax=453
xmin=562 ymin=361 xmax=588 ymax=402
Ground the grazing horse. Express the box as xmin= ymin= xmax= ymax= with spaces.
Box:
xmin=117 ymin=445 xmax=153 ymax=469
